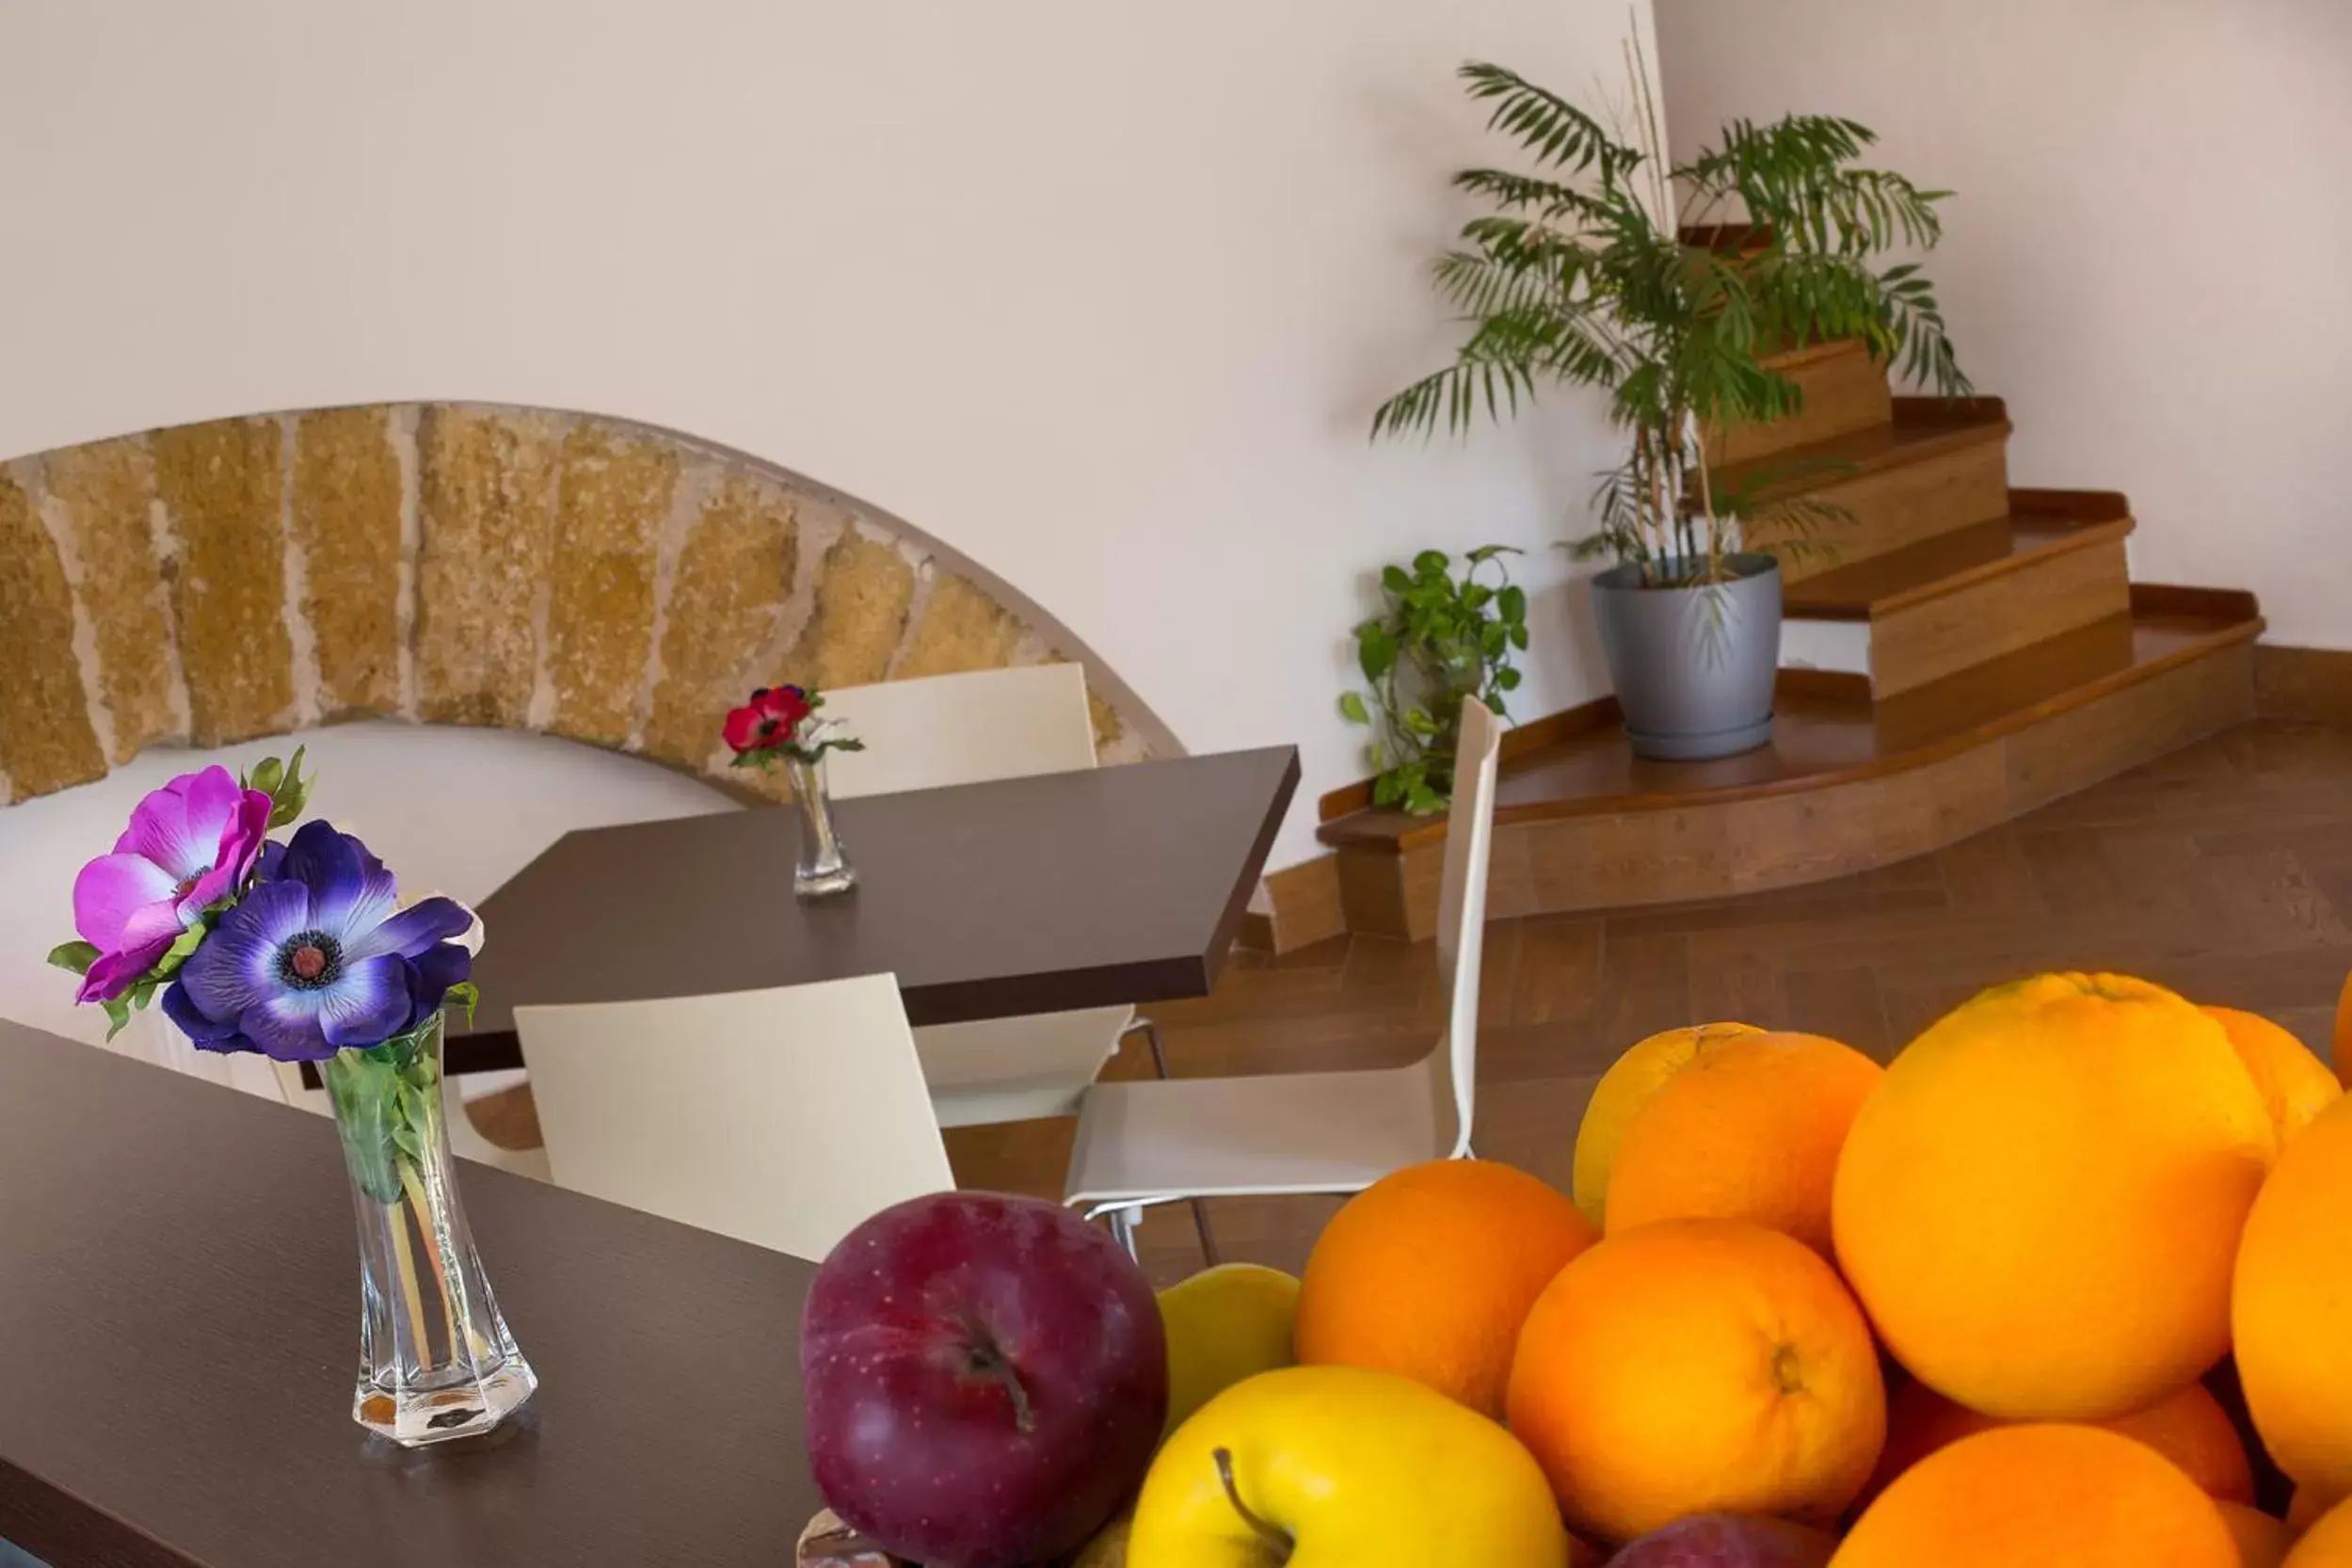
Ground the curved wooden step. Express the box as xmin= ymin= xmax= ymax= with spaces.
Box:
xmin=1318 ymin=592 xmax=2262 ymax=939
xmin=1785 ymin=489 xmax=2137 ymax=699
xmin=1728 ymin=399 xmax=2014 ymax=583
xmin=1785 ymin=491 xmax=2133 ymax=621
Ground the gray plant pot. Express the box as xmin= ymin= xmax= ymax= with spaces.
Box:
xmin=1591 ymin=552 xmax=1782 ymax=761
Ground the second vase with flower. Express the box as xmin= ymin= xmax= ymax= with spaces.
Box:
xmin=725 ymin=682 xmax=866 ymax=899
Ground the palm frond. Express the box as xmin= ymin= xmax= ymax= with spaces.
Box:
xmin=1458 ymin=61 xmax=1642 ymax=183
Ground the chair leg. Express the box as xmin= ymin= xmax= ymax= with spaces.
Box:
xmin=1121 ymin=1018 xmax=1220 ymax=1268
xmin=1102 ymin=1204 xmax=1142 ymax=1259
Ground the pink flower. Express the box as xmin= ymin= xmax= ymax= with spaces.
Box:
xmin=70 ymin=766 xmax=272 ymax=1004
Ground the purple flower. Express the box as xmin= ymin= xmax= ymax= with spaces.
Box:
xmin=161 ymin=821 xmax=473 ymax=1063
xmin=70 ymin=766 xmax=271 ymax=1004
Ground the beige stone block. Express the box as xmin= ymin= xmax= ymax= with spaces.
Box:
xmin=783 ymin=530 xmax=915 ymax=690
xmin=895 ymin=574 xmax=1025 ymax=680
xmin=543 ymin=424 xmax=678 ymax=746
xmin=291 ymin=407 xmax=403 ymax=715
xmin=0 ymin=472 xmax=107 ymax=799
xmin=42 ymin=439 xmax=177 ymax=760
xmin=1088 ymin=689 xmax=1125 ymax=755
xmin=152 ymin=418 xmax=295 ymax=744
xmin=641 ymin=472 xmax=798 ymax=768
xmin=414 ymin=407 xmax=563 ymax=727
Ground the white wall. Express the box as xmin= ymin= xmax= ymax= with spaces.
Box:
xmin=0 ymin=726 xmax=732 ymax=1088
xmin=1656 ymin=0 xmax=2352 ymax=649
xmin=0 ymin=0 xmax=1662 ymax=868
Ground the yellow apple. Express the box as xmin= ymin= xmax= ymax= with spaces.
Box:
xmin=1127 ymin=1366 xmax=1570 ymax=1567
xmin=1158 ymin=1263 xmax=1301 ymax=1436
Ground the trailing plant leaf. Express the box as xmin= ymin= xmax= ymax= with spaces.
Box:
xmin=1344 ymin=546 xmax=1522 ymax=814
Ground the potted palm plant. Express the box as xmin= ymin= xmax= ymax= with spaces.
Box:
xmin=1374 ymin=53 xmax=1969 ymax=760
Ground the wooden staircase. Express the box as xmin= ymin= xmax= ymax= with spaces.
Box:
xmin=1314 ymin=340 xmax=2264 ymax=942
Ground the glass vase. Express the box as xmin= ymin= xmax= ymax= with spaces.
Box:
xmin=320 ymin=1010 xmax=536 ymax=1447
xmin=788 ymin=755 xmax=857 ymax=898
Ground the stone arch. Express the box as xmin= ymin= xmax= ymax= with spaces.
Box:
xmin=0 ymin=404 xmax=1168 ymax=805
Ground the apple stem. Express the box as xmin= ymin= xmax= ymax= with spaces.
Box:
xmin=967 ymin=1343 xmax=1036 ymax=1433
xmin=1212 ymin=1448 xmax=1293 ymax=1564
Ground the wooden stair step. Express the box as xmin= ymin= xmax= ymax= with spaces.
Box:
xmin=1704 ymin=339 xmax=1895 ymax=469
xmin=1320 ymin=589 xmax=2258 ymax=848
xmin=1784 ymin=491 xmax=2130 ymax=619
xmin=1724 ymin=399 xmax=2013 ymax=583
xmin=1785 ymin=489 xmax=2137 ymax=699
xmin=1315 ymin=592 xmax=2261 ymax=937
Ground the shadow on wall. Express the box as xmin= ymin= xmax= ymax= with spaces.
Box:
xmin=0 ymin=405 xmax=1172 ymax=812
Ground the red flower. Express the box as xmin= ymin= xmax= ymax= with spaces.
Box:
xmin=724 ymin=685 xmax=815 ymax=755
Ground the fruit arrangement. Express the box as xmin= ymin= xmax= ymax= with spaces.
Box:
xmin=799 ymin=971 xmax=2352 ymax=1566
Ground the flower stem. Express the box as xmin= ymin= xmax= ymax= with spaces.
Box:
xmin=385 ymin=1195 xmax=434 ymax=1367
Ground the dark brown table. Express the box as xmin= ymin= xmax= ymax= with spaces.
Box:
xmin=0 ymin=1020 xmax=824 ymax=1568
xmin=444 ymin=746 xmax=1299 ymax=1075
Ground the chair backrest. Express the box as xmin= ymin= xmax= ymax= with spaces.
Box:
xmin=1427 ymin=696 xmax=1504 ymax=1158
xmin=514 ymin=976 xmax=954 ymax=1260
xmin=820 ymin=664 xmax=1097 ymax=801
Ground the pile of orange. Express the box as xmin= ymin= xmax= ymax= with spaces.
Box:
xmin=1285 ymin=971 xmax=2352 ymax=1563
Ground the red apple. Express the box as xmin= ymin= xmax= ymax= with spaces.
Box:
xmin=800 ymin=1192 xmax=1167 ymax=1568
xmin=1608 ymin=1513 xmax=1838 ymax=1568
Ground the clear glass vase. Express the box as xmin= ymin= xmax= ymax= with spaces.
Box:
xmin=788 ymin=755 xmax=857 ymax=898
xmin=320 ymin=1011 xmax=536 ymax=1447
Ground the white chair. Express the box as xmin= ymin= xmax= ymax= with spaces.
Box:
xmin=514 ymin=977 xmax=954 ymax=1261
xmin=1062 ymin=696 xmax=1503 ymax=1252
xmin=822 ymin=665 xmax=1168 ymax=1129
xmin=270 ymin=1060 xmax=553 ymax=1183
xmin=823 ymin=663 xmax=1100 ymax=800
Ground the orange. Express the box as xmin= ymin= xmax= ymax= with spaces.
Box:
xmin=1606 ymin=1031 xmax=1882 ymax=1256
xmin=2219 ymin=1502 xmax=2295 ymax=1568
xmin=2235 ymin=1093 xmax=2352 ymax=1496
xmin=1506 ymin=1217 xmax=1884 ymax=1543
xmin=1295 ymin=1159 xmax=1594 ymax=1418
xmin=1832 ymin=1424 xmax=2239 ymax=1567
xmin=1832 ymin=972 xmax=2275 ymax=1419
xmin=2333 ymin=971 xmax=2352 ymax=1090
xmin=1863 ymin=1376 xmax=2253 ymax=1507
xmin=2289 ymin=1497 xmax=2352 ymax=1567
xmin=2208 ymin=1006 xmax=2344 ymax=1148
xmin=2294 ymin=1488 xmax=2346 ymax=1532
xmin=1571 ymin=1021 xmax=1764 ymax=1224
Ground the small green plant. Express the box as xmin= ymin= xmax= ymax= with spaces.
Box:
xmin=1339 ymin=545 xmax=1526 ymax=814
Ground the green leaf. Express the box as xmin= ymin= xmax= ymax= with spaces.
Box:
xmin=1357 ymin=629 xmax=1398 ymax=681
xmin=443 ymin=981 xmax=480 ymax=1026
xmin=47 ymin=940 xmax=101 ymax=976
xmin=1337 ymin=691 xmax=1371 ymax=726
xmin=1380 ymin=565 xmax=1412 ymax=595
xmin=1400 ymin=707 xmax=1439 ymax=737
xmin=1403 ymin=782 xmax=1445 ymax=816
xmin=1412 ymin=550 xmax=1448 ymax=577
xmin=324 ymin=1051 xmax=408 ymax=1205
xmin=1509 ymin=623 xmax=1530 ymax=650
xmin=102 ymin=997 xmax=132 ymax=1040
xmin=150 ymin=920 xmax=210 ymax=980
xmin=1496 ymin=666 xmax=1523 ymax=691
xmin=1371 ymin=771 xmax=1405 ymax=808
xmin=248 ymin=756 xmax=283 ymax=796
xmin=1498 ymin=584 xmax=1528 ymax=625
